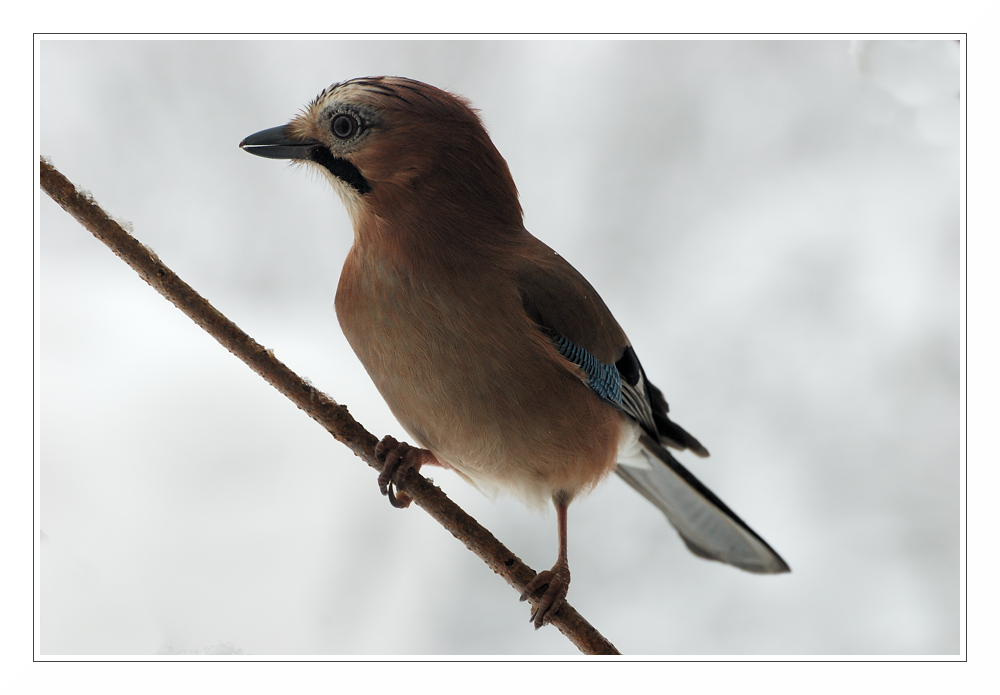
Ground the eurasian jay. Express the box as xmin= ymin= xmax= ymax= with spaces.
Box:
xmin=241 ymin=76 xmax=789 ymax=629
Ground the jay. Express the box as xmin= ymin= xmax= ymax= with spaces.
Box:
xmin=241 ymin=76 xmax=789 ymax=629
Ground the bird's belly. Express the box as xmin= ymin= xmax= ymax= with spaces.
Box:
xmin=336 ymin=274 xmax=620 ymax=507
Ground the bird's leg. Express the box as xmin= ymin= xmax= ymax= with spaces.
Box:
xmin=520 ymin=496 xmax=571 ymax=629
xmin=374 ymin=435 xmax=440 ymax=509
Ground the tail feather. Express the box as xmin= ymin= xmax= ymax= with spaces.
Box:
xmin=616 ymin=433 xmax=789 ymax=574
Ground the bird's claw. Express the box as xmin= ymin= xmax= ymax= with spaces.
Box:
xmin=520 ymin=559 xmax=570 ymax=629
xmin=375 ymin=435 xmax=424 ymax=508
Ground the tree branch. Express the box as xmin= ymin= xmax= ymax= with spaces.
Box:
xmin=39 ymin=157 xmax=620 ymax=656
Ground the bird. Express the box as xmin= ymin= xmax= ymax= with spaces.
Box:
xmin=240 ymin=76 xmax=789 ymax=629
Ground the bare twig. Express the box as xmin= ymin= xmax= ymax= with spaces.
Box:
xmin=40 ymin=158 xmax=620 ymax=656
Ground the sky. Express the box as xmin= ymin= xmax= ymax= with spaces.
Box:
xmin=38 ymin=39 xmax=960 ymax=656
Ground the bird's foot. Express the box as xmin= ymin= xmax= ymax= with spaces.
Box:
xmin=520 ymin=558 xmax=571 ymax=629
xmin=375 ymin=436 xmax=434 ymax=509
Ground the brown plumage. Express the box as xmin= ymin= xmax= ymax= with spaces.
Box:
xmin=242 ymin=76 xmax=789 ymax=630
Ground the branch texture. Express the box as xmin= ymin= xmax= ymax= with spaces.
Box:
xmin=40 ymin=157 xmax=620 ymax=656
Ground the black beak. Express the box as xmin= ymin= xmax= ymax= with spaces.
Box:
xmin=240 ymin=126 xmax=319 ymax=160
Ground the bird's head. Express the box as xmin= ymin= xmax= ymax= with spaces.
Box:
xmin=241 ymin=76 xmax=523 ymax=236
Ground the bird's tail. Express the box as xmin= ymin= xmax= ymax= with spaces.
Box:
xmin=616 ymin=434 xmax=790 ymax=574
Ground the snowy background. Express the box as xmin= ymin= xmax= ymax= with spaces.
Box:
xmin=38 ymin=39 xmax=960 ymax=656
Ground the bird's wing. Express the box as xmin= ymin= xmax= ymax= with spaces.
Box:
xmin=513 ymin=240 xmax=705 ymax=454
xmin=515 ymin=239 xmax=789 ymax=574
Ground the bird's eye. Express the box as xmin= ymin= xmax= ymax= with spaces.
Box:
xmin=331 ymin=114 xmax=359 ymax=139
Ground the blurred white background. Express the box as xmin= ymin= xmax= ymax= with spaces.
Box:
xmin=38 ymin=39 xmax=960 ymax=656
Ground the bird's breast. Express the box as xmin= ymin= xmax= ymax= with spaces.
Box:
xmin=334 ymin=244 xmax=621 ymax=507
